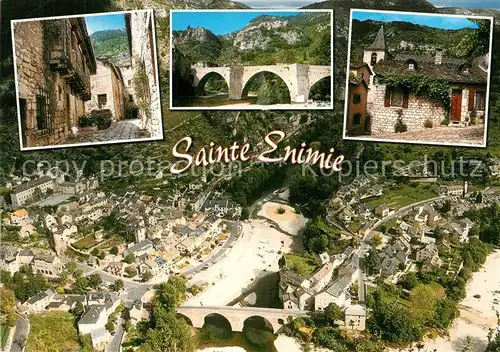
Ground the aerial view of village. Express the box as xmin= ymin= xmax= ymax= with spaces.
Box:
xmin=0 ymin=0 xmax=500 ymax=352
xmin=171 ymin=10 xmax=333 ymax=110
xmin=344 ymin=10 xmax=493 ymax=147
xmin=12 ymin=10 xmax=163 ymax=150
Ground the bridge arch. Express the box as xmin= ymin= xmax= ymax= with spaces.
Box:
xmin=240 ymin=67 xmax=294 ymax=102
xmin=241 ymin=71 xmax=292 ymax=104
xmin=176 ymin=313 xmax=193 ymax=327
xmin=191 ymin=67 xmax=231 ymax=93
xmin=243 ymin=315 xmax=275 ymax=334
xmin=309 ymin=76 xmax=331 ymax=102
xmin=195 ymin=71 xmax=229 ymax=96
xmin=203 ymin=312 xmax=233 ymax=333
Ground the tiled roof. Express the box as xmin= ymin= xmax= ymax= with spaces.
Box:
xmin=12 ymin=176 xmax=53 ymax=194
xmin=394 ymin=54 xmax=465 ymax=66
xmin=373 ymin=56 xmax=488 ymax=84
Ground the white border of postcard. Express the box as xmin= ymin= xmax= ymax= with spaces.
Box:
xmin=169 ymin=9 xmax=334 ymax=111
xmin=11 ymin=9 xmax=164 ymax=151
xmin=342 ymin=8 xmax=494 ymax=148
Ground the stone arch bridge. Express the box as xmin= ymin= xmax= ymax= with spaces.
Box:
xmin=177 ymin=306 xmax=309 ymax=333
xmin=191 ymin=64 xmax=331 ymax=103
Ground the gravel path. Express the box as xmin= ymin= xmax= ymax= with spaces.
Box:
xmin=359 ymin=124 xmax=485 ymax=146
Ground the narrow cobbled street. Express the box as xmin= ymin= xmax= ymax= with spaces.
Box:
xmin=63 ymin=119 xmax=150 ymax=145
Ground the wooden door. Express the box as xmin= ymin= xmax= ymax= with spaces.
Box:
xmin=451 ymin=90 xmax=462 ymax=122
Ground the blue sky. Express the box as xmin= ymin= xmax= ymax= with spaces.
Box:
xmin=238 ymin=0 xmax=499 ymax=9
xmin=352 ymin=11 xmax=479 ymax=30
xmin=172 ymin=11 xmax=302 ymax=35
xmin=85 ymin=13 xmax=125 ymax=35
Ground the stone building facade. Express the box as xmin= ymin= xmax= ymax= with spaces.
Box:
xmin=13 ymin=17 xmax=96 ymax=147
xmin=125 ymin=10 xmax=162 ymax=138
xmin=118 ymin=63 xmax=139 ymax=119
xmin=360 ymin=26 xmax=488 ymax=135
xmin=346 ymin=63 xmax=372 ymax=136
xmin=85 ymin=60 xmax=125 ymax=122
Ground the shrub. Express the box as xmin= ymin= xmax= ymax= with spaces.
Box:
xmin=394 ymin=110 xmax=408 ymax=133
xmin=424 ymin=119 xmax=433 ymax=128
xmin=79 ymin=109 xmax=112 ymax=130
xmin=470 ymin=110 xmax=477 ymax=125
xmin=394 ymin=118 xmax=408 ymax=133
xmin=277 ymin=207 xmax=286 ymax=215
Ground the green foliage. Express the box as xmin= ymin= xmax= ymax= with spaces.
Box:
xmin=124 ymin=253 xmax=136 ymax=264
xmin=125 ymin=266 xmax=137 ymax=278
xmin=378 ymin=73 xmax=451 ymax=112
xmin=131 ymin=276 xmax=194 ymax=352
xmin=174 ymin=12 xmax=331 ymax=66
xmin=226 ymin=164 xmax=287 ymax=207
xmin=369 ymin=291 xmax=425 ymax=345
xmin=113 ymin=279 xmax=124 ymax=292
xmin=1 ymin=267 xmax=48 ymax=303
xmin=90 ymin=29 xmax=129 ymax=64
xmin=256 ymin=79 xmax=291 ymax=105
xmin=464 ymin=204 xmax=500 ymax=246
xmin=79 ymin=110 xmax=112 ymax=130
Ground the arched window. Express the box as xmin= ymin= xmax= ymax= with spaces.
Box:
xmin=371 ymin=53 xmax=378 ymax=65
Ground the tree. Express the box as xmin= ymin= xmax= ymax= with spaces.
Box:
xmin=65 ymin=261 xmax=77 ymax=274
xmin=440 ymin=200 xmax=452 ymax=213
xmin=97 ymin=250 xmax=106 ymax=260
xmin=0 ymin=288 xmax=16 ymax=326
xmin=323 ymin=303 xmax=343 ymax=323
xmin=88 ymin=273 xmax=102 ymax=289
xmin=124 ymin=253 xmax=136 ymax=264
xmin=110 ymin=246 xmax=119 ymax=255
xmin=486 ymin=329 xmax=500 ymax=352
xmin=364 ymin=248 xmax=381 ymax=275
xmin=91 ymin=247 xmax=99 ymax=257
xmin=240 ymin=207 xmax=250 ymax=220
xmin=141 ymin=270 xmax=153 ymax=283
xmin=72 ymin=301 xmax=84 ymax=316
xmin=125 ymin=266 xmax=137 ymax=278
xmin=475 ymin=192 xmax=483 ymax=204
xmin=113 ymin=279 xmax=124 ymax=292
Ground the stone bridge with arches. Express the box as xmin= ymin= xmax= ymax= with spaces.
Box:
xmin=177 ymin=306 xmax=310 ymax=333
xmin=191 ymin=64 xmax=331 ymax=103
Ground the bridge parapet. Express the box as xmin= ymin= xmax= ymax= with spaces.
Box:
xmin=177 ymin=306 xmax=309 ymax=333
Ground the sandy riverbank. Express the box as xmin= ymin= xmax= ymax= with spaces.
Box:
xmin=389 ymin=249 xmax=500 ymax=352
xmin=257 ymin=202 xmax=309 ymax=236
xmin=185 ymin=219 xmax=294 ymax=306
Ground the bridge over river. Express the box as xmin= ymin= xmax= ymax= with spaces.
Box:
xmin=177 ymin=305 xmax=310 ymax=333
xmin=191 ymin=64 xmax=331 ymax=103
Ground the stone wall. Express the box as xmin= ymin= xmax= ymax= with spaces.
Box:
xmin=371 ymin=84 xmax=445 ymax=134
xmin=14 ymin=19 xmax=93 ymax=147
xmin=129 ymin=10 xmax=162 ymax=138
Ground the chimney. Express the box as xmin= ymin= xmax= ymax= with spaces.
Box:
xmin=435 ymin=48 xmax=443 ymax=65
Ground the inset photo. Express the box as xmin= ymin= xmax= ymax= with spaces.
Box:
xmin=344 ymin=9 xmax=493 ymax=147
xmin=170 ymin=9 xmax=333 ymax=110
xmin=12 ymin=9 xmax=163 ymax=150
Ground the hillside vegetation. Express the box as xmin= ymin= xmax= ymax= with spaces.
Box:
xmin=90 ymin=29 xmax=129 ymax=64
xmin=173 ymin=12 xmax=331 ymax=66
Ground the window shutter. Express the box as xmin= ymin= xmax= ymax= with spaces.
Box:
xmin=384 ymin=87 xmax=391 ymax=107
xmin=402 ymin=89 xmax=409 ymax=108
xmin=468 ymin=88 xmax=475 ymax=111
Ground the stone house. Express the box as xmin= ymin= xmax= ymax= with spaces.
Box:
xmin=363 ymin=26 xmax=489 ymax=134
xmin=13 ymin=17 xmax=96 ymax=147
xmin=346 ymin=63 xmax=372 ymax=136
xmin=86 ymin=59 xmax=125 ymax=122
xmin=31 ymin=254 xmax=62 ymax=277
xmin=124 ymin=10 xmax=161 ymax=138
xmin=314 ymin=274 xmax=352 ymax=310
xmin=78 ymin=305 xmax=108 ymax=335
xmin=22 ymin=289 xmax=56 ymax=312
xmin=344 ymin=304 xmax=366 ymax=331
xmin=10 ymin=176 xmax=55 ymax=208
xmin=374 ymin=203 xmax=390 ymax=217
